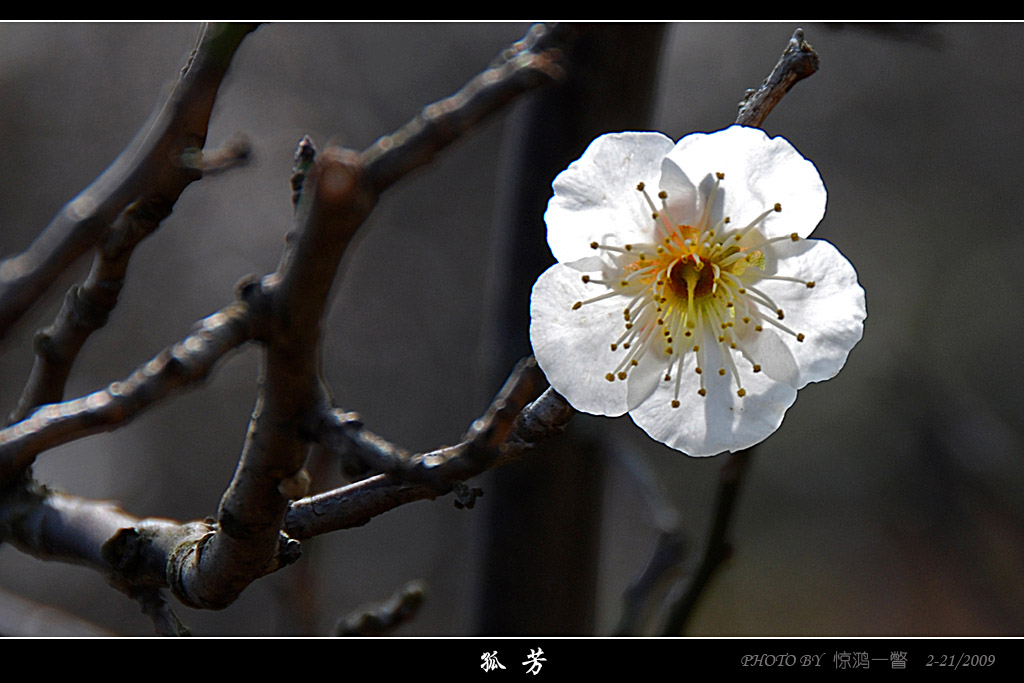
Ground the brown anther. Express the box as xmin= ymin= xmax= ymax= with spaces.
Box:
xmin=581 ymin=275 xmax=590 ymax=283
xmin=572 ymin=301 xmax=582 ymax=310
xmin=658 ymin=190 xmax=667 ymax=199
xmin=737 ymin=388 xmax=747 ymax=397
xmin=718 ymin=368 xmax=726 ymax=376
xmin=590 ymin=241 xmax=599 ymax=249
xmin=807 ymin=281 xmax=816 ymax=288
xmin=753 ymin=364 xmax=761 ymax=373
xmin=790 ymin=232 xmax=798 ymax=241
xmin=774 ymin=203 xmax=782 ymax=212
xmin=605 ymin=373 xmax=615 ymax=382
xmin=797 ymin=333 xmax=805 ymax=342
xmin=698 ymin=388 xmax=707 ymax=396
xmin=672 ymin=399 xmax=681 ymax=407
xmin=637 ymin=182 xmax=645 ymax=191
xmin=617 ymin=371 xmax=628 ymax=380
xmin=716 ymin=172 xmax=725 ymax=180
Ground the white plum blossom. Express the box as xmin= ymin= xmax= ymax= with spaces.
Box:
xmin=529 ymin=125 xmax=866 ymax=456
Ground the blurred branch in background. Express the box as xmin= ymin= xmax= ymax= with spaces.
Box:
xmin=475 ymin=22 xmax=667 ymax=636
xmin=333 ymin=579 xmax=426 ymax=636
xmin=0 ymin=585 xmax=112 ymax=636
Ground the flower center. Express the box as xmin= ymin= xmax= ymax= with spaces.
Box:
xmin=571 ymin=172 xmax=816 ymax=405
xmin=666 ymin=253 xmax=714 ymax=300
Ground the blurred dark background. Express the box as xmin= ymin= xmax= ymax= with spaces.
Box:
xmin=0 ymin=22 xmax=1021 ymax=636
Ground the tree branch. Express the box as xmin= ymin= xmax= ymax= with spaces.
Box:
xmin=7 ymin=137 xmax=252 ymax=427
xmin=333 ymin=579 xmax=426 ymax=636
xmin=0 ymin=23 xmax=257 ymax=341
xmin=166 ymin=149 xmax=377 ymax=610
xmin=659 ymin=449 xmax=752 ymax=635
xmin=0 ymin=299 xmax=256 ymax=488
xmin=362 ymin=23 xmax=564 ymax=194
xmin=287 ymin=360 xmax=574 ymax=539
xmin=735 ymin=28 xmax=819 ymax=127
xmin=0 ymin=24 xmax=579 ymax=618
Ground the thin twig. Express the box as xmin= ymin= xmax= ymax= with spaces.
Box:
xmin=0 ymin=23 xmax=257 ymax=340
xmin=317 ymin=356 xmax=546 ymax=485
xmin=362 ymin=23 xmax=564 ymax=194
xmin=614 ymin=530 xmax=689 ymax=635
xmin=133 ymin=587 xmax=191 ymax=636
xmin=609 ymin=439 xmax=689 ymax=635
xmin=287 ymin=368 xmax=575 ymax=539
xmin=659 ymin=449 xmax=752 ymax=635
xmin=0 ymin=300 xmax=256 ymax=488
xmin=735 ymin=28 xmax=819 ymax=127
xmin=7 ymin=134 xmax=252 ymax=426
xmin=333 ymin=580 xmax=427 ymax=636
xmin=198 ymin=133 xmax=253 ymax=175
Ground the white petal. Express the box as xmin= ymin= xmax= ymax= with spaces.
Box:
xmin=740 ymin=328 xmax=799 ymax=386
xmin=756 ymin=237 xmax=866 ymax=388
xmin=545 ymin=132 xmax=675 ymax=264
xmin=529 ymin=264 xmax=631 ymax=417
xmin=629 ymin=324 xmax=798 ymax=456
xmin=625 ymin=346 xmax=665 ymax=410
xmin=657 ymin=155 xmax=700 ymax=226
xmin=665 ymin=125 xmax=826 ymax=240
